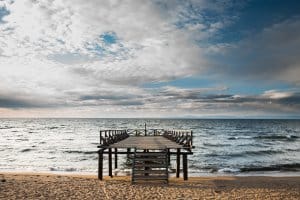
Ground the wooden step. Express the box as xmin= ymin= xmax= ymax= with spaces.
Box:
xmin=133 ymin=163 xmax=167 ymax=168
xmin=134 ymin=157 xmax=166 ymax=162
xmin=132 ymin=148 xmax=169 ymax=184
xmin=133 ymin=175 xmax=168 ymax=180
xmin=134 ymin=153 xmax=166 ymax=157
xmin=133 ymin=169 xmax=167 ymax=174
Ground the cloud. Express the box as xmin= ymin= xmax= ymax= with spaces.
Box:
xmin=0 ymin=91 xmax=57 ymax=109
xmin=0 ymin=0 xmax=298 ymax=117
xmin=0 ymin=0 xmax=212 ymax=90
xmin=141 ymin=87 xmax=300 ymax=116
xmin=214 ymin=17 xmax=300 ymax=85
xmin=0 ymin=81 xmax=299 ymax=117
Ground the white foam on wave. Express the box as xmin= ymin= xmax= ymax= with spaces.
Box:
xmin=218 ymin=168 xmax=241 ymax=173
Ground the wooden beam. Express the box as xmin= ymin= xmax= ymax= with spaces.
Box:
xmin=98 ymin=149 xmax=103 ymax=180
xmin=108 ymin=148 xmax=112 ymax=177
xmin=114 ymin=148 xmax=118 ymax=169
xmin=167 ymin=148 xmax=170 ymax=165
xmin=183 ymin=154 xmax=188 ymax=180
xmin=176 ymin=148 xmax=180 ymax=178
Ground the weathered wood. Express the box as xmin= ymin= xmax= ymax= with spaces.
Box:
xmin=99 ymin=128 xmax=193 ymax=181
xmin=100 ymin=151 xmax=193 ymax=155
xmin=167 ymin=148 xmax=170 ymax=165
xmin=126 ymin=148 xmax=131 ymax=158
xmin=132 ymin=148 xmax=169 ymax=183
xmin=183 ymin=154 xmax=188 ymax=180
xmin=98 ymin=149 xmax=103 ymax=180
xmin=134 ymin=152 xmax=167 ymax=157
xmin=191 ymin=130 xmax=193 ymax=147
xmin=134 ymin=169 xmax=167 ymax=174
xmin=176 ymin=148 xmax=180 ymax=178
xmin=114 ymin=148 xmax=118 ymax=169
xmin=110 ymin=136 xmax=182 ymax=149
xmin=134 ymin=163 xmax=167 ymax=168
xmin=108 ymin=148 xmax=112 ymax=177
xmin=132 ymin=157 xmax=166 ymax=162
xmin=133 ymin=176 xmax=168 ymax=180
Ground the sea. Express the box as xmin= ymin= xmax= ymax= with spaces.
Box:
xmin=1 ymin=118 xmax=300 ymax=176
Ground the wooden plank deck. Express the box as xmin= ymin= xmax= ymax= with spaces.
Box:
xmin=110 ymin=136 xmax=182 ymax=149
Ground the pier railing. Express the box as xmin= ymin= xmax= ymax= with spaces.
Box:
xmin=126 ymin=128 xmax=165 ymax=136
xmin=99 ymin=130 xmax=129 ymax=147
xmin=99 ymin=128 xmax=193 ymax=150
xmin=163 ymin=130 xmax=193 ymax=150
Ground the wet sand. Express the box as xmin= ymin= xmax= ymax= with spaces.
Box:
xmin=0 ymin=173 xmax=299 ymax=199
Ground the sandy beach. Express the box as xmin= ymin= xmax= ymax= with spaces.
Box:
xmin=0 ymin=173 xmax=299 ymax=200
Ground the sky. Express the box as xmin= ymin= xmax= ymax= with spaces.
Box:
xmin=0 ymin=0 xmax=299 ymax=118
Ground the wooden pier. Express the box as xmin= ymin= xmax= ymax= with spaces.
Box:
xmin=97 ymin=127 xmax=193 ymax=183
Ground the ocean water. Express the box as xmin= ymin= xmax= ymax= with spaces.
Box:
xmin=0 ymin=118 xmax=300 ymax=176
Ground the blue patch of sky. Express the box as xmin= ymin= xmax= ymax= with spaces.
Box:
xmin=143 ymin=75 xmax=294 ymax=96
xmin=219 ymin=80 xmax=294 ymax=95
xmin=87 ymin=32 xmax=119 ymax=57
xmin=100 ymin=32 xmax=117 ymax=45
xmin=212 ymin=0 xmax=300 ymax=44
xmin=0 ymin=6 xmax=10 ymax=23
xmin=143 ymin=76 xmax=214 ymax=89
xmin=87 ymin=43 xmax=106 ymax=57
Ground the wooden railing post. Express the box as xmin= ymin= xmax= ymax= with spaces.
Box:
xmin=98 ymin=149 xmax=103 ymax=180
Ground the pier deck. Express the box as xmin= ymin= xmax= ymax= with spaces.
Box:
xmin=97 ymin=128 xmax=194 ymax=183
xmin=110 ymin=136 xmax=182 ymax=149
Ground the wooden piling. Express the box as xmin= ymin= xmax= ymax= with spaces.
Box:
xmin=167 ymin=148 xmax=170 ymax=165
xmin=183 ymin=154 xmax=188 ymax=180
xmin=114 ymin=148 xmax=118 ymax=169
xmin=108 ymin=148 xmax=112 ymax=177
xmin=176 ymin=148 xmax=180 ymax=178
xmin=98 ymin=149 xmax=103 ymax=180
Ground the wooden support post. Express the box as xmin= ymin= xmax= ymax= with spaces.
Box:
xmin=98 ymin=149 xmax=103 ymax=180
xmin=108 ymin=148 xmax=112 ymax=177
xmin=144 ymin=149 xmax=150 ymax=176
xmin=114 ymin=148 xmax=118 ymax=169
xmin=191 ymin=131 xmax=193 ymax=147
xmin=167 ymin=148 xmax=170 ymax=165
xmin=127 ymin=148 xmax=131 ymax=159
xmin=99 ymin=131 xmax=102 ymax=145
xmin=176 ymin=148 xmax=180 ymax=178
xmin=183 ymin=154 xmax=188 ymax=180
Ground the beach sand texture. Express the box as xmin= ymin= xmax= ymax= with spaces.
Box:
xmin=0 ymin=173 xmax=299 ymax=200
